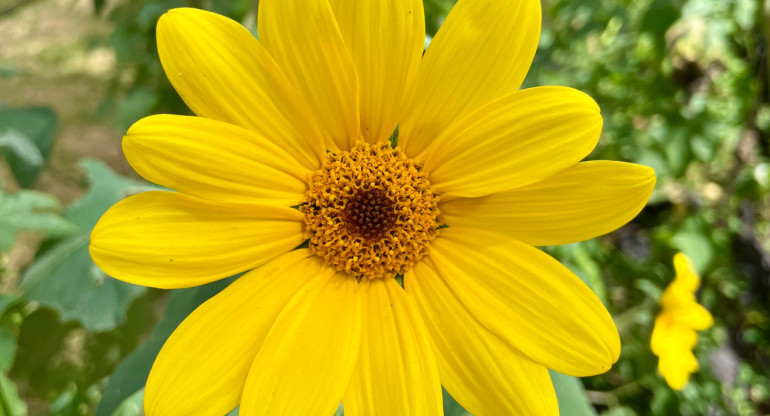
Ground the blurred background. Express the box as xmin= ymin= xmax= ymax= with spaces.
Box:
xmin=0 ymin=0 xmax=769 ymax=414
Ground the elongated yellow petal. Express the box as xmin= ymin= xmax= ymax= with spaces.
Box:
xmin=89 ymin=191 xmax=303 ymax=289
xmin=240 ymin=272 xmax=362 ymax=416
xmin=440 ymin=161 xmax=656 ymax=246
xmin=659 ymin=349 xmax=698 ymax=390
xmin=428 ymin=228 xmax=620 ymax=376
xmin=144 ymin=251 xmax=324 ymax=416
xmin=651 ymin=318 xmax=697 ymax=356
xmin=650 ymin=318 xmax=699 ymax=390
xmin=673 ymin=252 xmax=700 ymax=291
xmin=406 ymin=259 xmax=558 ymax=416
xmin=423 ymin=87 xmax=602 ymax=197
xmin=652 ymin=254 xmax=712 ymax=390
xmin=343 ymin=278 xmax=442 ymax=416
xmin=669 ymin=304 xmax=714 ymax=330
xmin=398 ymin=0 xmax=541 ymax=158
xmin=258 ymin=0 xmax=359 ymax=151
xmin=660 ymin=254 xmax=710 ymax=312
xmin=156 ymin=8 xmax=324 ymax=170
xmin=328 ymin=0 xmax=424 ymax=143
xmin=124 ymin=115 xmax=308 ymax=206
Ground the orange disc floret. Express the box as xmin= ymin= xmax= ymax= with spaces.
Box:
xmin=302 ymin=142 xmax=440 ymax=280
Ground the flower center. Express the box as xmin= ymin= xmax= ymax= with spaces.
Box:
xmin=302 ymin=142 xmax=440 ymax=280
xmin=342 ymin=188 xmax=397 ymax=240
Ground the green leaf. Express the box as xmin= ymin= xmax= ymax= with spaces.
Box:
xmin=0 ymin=327 xmax=16 ymax=373
xmin=0 ymin=295 xmax=19 ymax=317
xmin=0 ymin=68 xmax=21 ymax=79
xmin=442 ymin=388 xmax=471 ymax=416
xmin=20 ymin=159 xmax=154 ymax=331
xmin=21 ymin=234 xmax=145 ymax=332
xmin=0 ymin=131 xmax=44 ymax=179
xmin=96 ymin=278 xmax=233 ymax=416
xmin=64 ymin=159 xmax=153 ymax=229
xmin=111 ymin=389 xmax=143 ymax=416
xmin=0 ymin=189 xmax=77 ymax=252
xmin=550 ymin=370 xmax=597 ymax=416
xmin=671 ymin=230 xmax=713 ymax=273
xmin=0 ymin=107 xmax=57 ymax=187
xmin=116 ymin=88 xmax=158 ymax=133
xmin=0 ymin=372 xmax=27 ymax=416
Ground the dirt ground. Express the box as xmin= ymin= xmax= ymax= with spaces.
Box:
xmin=1 ymin=0 xmax=133 ymax=197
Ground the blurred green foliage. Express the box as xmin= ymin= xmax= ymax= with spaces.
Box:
xmin=0 ymin=106 xmax=57 ymax=188
xmin=530 ymin=0 xmax=770 ymax=413
xmin=1 ymin=0 xmax=769 ymax=415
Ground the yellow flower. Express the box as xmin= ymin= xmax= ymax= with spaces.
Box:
xmin=651 ymin=253 xmax=714 ymax=390
xmin=90 ymin=1 xmax=656 ymax=415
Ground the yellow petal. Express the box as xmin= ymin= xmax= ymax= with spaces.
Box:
xmin=660 ymin=254 xmax=706 ymax=311
xmin=423 ymin=87 xmax=602 ymax=197
xmin=343 ymin=278 xmax=442 ymax=416
xmin=651 ymin=317 xmax=697 ymax=356
xmin=124 ymin=115 xmax=308 ymax=206
xmin=659 ymin=297 xmax=714 ymax=332
xmin=671 ymin=303 xmax=714 ymax=330
xmin=428 ymin=228 xmax=620 ymax=376
xmin=440 ymin=161 xmax=656 ymax=246
xmin=659 ymin=349 xmax=697 ymax=390
xmin=240 ymin=272 xmax=362 ymax=416
xmin=258 ymin=0 xmax=360 ymax=151
xmin=144 ymin=250 xmax=324 ymax=416
xmin=406 ymin=259 xmax=558 ymax=415
xmin=398 ymin=0 xmax=541 ymax=158
xmin=89 ymin=191 xmax=303 ymax=289
xmin=650 ymin=318 xmax=699 ymax=390
xmin=156 ymin=8 xmax=325 ymax=170
xmin=328 ymin=0 xmax=424 ymax=143
xmin=660 ymin=285 xmax=694 ymax=310
xmin=673 ymin=252 xmax=700 ymax=291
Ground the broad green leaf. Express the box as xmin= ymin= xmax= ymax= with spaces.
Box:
xmin=21 ymin=234 xmax=144 ymax=332
xmin=63 ymin=159 xmax=154 ymax=229
xmin=95 ymin=278 xmax=233 ymax=416
xmin=0 ymin=189 xmax=77 ymax=252
xmin=0 ymin=372 xmax=27 ymax=416
xmin=442 ymin=388 xmax=470 ymax=416
xmin=21 ymin=159 xmax=154 ymax=331
xmin=550 ymin=370 xmax=598 ymax=416
xmin=0 ymin=68 xmax=20 ymax=79
xmin=116 ymin=88 xmax=158 ymax=133
xmin=112 ymin=389 xmax=144 ymax=416
xmin=0 ymin=131 xmax=44 ymax=179
xmin=0 ymin=295 xmax=18 ymax=317
xmin=0 ymin=106 xmax=57 ymax=187
xmin=0 ymin=327 xmax=16 ymax=373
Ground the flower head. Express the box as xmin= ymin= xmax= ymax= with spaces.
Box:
xmin=90 ymin=0 xmax=656 ymax=414
xmin=651 ymin=253 xmax=714 ymax=390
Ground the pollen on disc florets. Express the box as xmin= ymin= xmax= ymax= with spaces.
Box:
xmin=302 ymin=142 xmax=440 ymax=280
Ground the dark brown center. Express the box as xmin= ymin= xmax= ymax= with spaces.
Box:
xmin=342 ymin=188 xmax=397 ymax=240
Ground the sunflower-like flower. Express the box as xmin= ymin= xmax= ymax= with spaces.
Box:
xmin=651 ymin=253 xmax=713 ymax=390
xmin=90 ymin=1 xmax=656 ymax=414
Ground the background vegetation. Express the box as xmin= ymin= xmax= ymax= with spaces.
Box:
xmin=1 ymin=0 xmax=769 ymax=414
